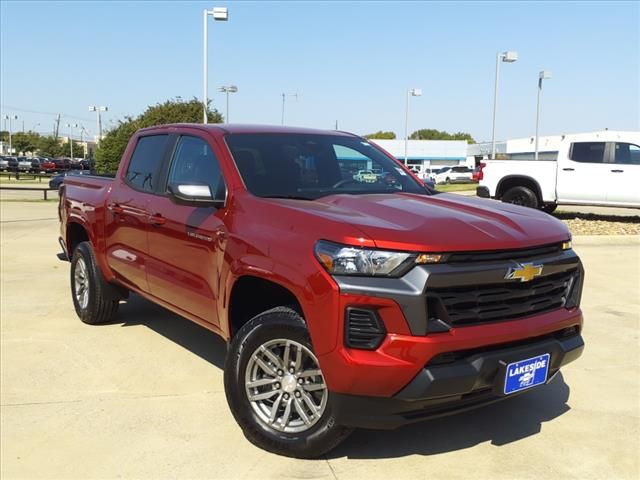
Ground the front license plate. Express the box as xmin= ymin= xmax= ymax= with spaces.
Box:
xmin=504 ymin=353 xmax=550 ymax=395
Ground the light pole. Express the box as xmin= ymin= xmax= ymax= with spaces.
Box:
xmin=203 ymin=7 xmax=229 ymax=124
xmin=66 ymin=123 xmax=79 ymax=159
xmin=3 ymin=115 xmax=18 ymax=155
xmin=88 ymin=106 xmax=108 ymax=145
xmin=404 ymin=88 xmax=422 ymax=165
xmin=80 ymin=126 xmax=89 ymax=158
xmin=281 ymin=92 xmax=299 ymax=125
xmin=535 ymin=70 xmax=552 ymax=161
xmin=218 ymin=85 xmax=238 ymax=122
xmin=490 ymin=50 xmax=518 ymax=159
xmin=32 ymin=123 xmax=40 ymax=132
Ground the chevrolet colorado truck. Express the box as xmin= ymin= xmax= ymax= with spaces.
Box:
xmin=59 ymin=124 xmax=585 ymax=458
xmin=477 ymin=131 xmax=640 ymax=211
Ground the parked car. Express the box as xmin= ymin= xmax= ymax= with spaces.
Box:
xmin=434 ymin=166 xmax=474 ymax=184
xmin=59 ymin=124 xmax=584 ymax=458
xmin=52 ymin=158 xmax=72 ymax=172
xmin=30 ymin=157 xmax=55 ymax=173
xmin=354 ymin=169 xmax=379 ymax=183
xmin=0 ymin=156 xmax=9 ymax=171
xmin=478 ymin=131 xmax=640 ymax=211
xmin=49 ymin=169 xmax=93 ymax=189
xmin=6 ymin=157 xmax=18 ymax=171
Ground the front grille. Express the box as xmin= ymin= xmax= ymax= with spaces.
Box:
xmin=427 ymin=269 xmax=577 ymax=327
xmin=447 ymin=243 xmax=563 ymax=263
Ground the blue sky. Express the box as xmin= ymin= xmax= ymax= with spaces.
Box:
xmin=1 ymin=1 xmax=638 ymax=142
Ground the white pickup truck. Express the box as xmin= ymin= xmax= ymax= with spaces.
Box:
xmin=477 ymin=131 xmax=640 ymax=212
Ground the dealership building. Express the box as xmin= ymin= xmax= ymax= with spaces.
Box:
xmin=369 ymin=139 xmax=470 ymax=172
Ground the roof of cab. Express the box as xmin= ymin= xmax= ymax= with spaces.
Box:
xmin=137 ymin=123 xmax=358 ymax=137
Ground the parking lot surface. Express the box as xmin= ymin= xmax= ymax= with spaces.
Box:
xmin=1 ymin=201 xmax=639 ymax=479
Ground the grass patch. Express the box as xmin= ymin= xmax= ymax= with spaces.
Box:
xmin=0 ymin=198 xmax=59 ymax=203
xmin=435 ymin=183 xmax=477 ymax=192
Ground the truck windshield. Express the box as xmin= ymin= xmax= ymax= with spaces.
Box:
xmin=225 ymin=133 xmax=429 ymax=200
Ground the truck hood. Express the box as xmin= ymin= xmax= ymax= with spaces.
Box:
xmin=274 ymin=193 xmax=570 ymax=252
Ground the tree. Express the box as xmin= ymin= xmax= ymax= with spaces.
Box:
xmin=410 ymin=128 xmax=475 ymax=143
xmin=11 ymin=132 xmax=41 ymax=154
xmin=37 ymin=136 xmax=63 ymax=157
xmin=364 ymin=131 xmax=396 ymax=140
xmin=95 ymin=97 xmax=223 ymax=172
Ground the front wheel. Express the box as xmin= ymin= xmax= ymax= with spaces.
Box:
xmin=224 ymin=307 xmax=352 ymax=458
xmin=70 ymin=241 xmax=119 ymax=324
xmin=502 ymin=186 xmax=539 ymax=209
xmin=541 ymin=203 xmax=558 ymax=214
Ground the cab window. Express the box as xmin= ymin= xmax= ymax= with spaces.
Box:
xmin=569 ymin=142 xmax=606 ymax=163
xmin=125 ymin=135 xmax=170 ymax=192
xmin=167 ymin=136 xmax=225 ymax=199
xmin=613 ymin=143 xmax=640 ymax=165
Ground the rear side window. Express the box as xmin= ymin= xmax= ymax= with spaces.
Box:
xmin=614 ymin=142 xmax=640 ymax=165
xmin=125 ymin=135 xmax=169 ymax=192
xmin=167 ymin=136 xmax=225 ymax=199
xmin=570 ymin=142 xmax=606 ymax=163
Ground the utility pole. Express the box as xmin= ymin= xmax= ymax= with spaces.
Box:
xmin=54 ymin=114 xmax=61 ymax=139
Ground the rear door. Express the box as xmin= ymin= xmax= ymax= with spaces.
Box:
xmin=556 ymin=141 xmax=608 ymax=203
xmin=605 ymin=141 xmax=640 ymax=206
xmin=146 ymin=134 xmax=228 ymax=327
xmin=104 ymin=134 xmax=171 ymax=292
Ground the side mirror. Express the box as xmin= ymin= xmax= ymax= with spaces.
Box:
xmin=168 ymin=183 xmax=226 ymax=208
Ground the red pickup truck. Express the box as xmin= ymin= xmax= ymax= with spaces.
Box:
xmin=59 ymin=124 xmax=584 ymax=458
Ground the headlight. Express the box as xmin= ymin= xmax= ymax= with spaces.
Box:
xmin=314 ymin=240 xmax=417 ymax=277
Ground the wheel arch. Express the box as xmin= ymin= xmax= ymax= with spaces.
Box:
xmin=496 ymin=175 xmax=543 ymax=203
xmin=227 ymin=275 xmax=305 ymax=338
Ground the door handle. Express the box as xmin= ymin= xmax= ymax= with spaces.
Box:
xmin=107 ymin=203 xmax=124 ymax=214
xmin=562 ymin=168 xmax=575 ymax=172
xmin=148 ymin=213 xmax=166 ymax=226
xmin=611 ymin=169 xmax=624 ymax=173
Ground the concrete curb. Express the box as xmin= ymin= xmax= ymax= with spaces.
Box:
xmin=572 ymin=235 xmax=640 ymax=246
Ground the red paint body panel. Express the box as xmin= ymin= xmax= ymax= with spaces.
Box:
xmin=60 ymin=124 xmax=579 ymax=398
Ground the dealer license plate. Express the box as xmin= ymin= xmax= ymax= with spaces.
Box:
xmin=504 ymin=353 xmax=550 ymax=395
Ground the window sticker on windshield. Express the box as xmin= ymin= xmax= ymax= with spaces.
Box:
xmin=395 ymin=167 xmax=407 ymax=176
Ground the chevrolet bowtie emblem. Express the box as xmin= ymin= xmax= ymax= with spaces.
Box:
xmin=505 ymin=263 xmax=543 ymax=282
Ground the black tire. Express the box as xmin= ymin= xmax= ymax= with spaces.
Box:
xmin=502 ymin=186 xmax=539 ymax=209
xmin=445 ymin=177 xmax=451 ymax=184
xmin=70 ymin=241 xmax=119 ymax=325
xmin=224 ymin=307 xmax=352 ymax=458
xmin=541 ymin=203 xmax=558 ymax=214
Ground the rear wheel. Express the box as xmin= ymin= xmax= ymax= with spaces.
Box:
xmin=224 ymin=307 xmax=352 ymax=458
xmin=502 ymin=186 xmax=539 ymax=209
xmin=70 ymin=241 xmax=119 ymax=324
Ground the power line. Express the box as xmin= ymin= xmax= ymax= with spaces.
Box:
xmin=0 ymin=105 xmax=95 ymax=123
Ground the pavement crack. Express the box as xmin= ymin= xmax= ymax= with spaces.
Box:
xmin=324 ymin=455 xmax=338 ymax=480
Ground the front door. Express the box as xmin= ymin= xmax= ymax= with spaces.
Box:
xmin=146 ymin=135 xmax=228 ymax=327
xmin=605 ymin=141 xmax=640 ymax=206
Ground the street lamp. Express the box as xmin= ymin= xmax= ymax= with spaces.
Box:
xmin=66 ymin=123 xmax=79 ymax=159
xmin=203 ymin=6 xmax=229 ymax=124
xmin=3 ymin=115 xmax=18 ymax=155
xmin=79 ymin=126 xmax=90 ymax=159
xmin=490 ymin=50 xmax=518 ymax=159
xmin=32 ymin=122 xmax=40 ymax=132
xmin=404 ymin=88 xmax=422 ymax=165
xmin=534 ymin=70 xmax=552 ymax=161
xmin=281 ymin=92 xmax=300 ymax=125
xmin=218 ymin=85 xmax=238 ymax=122
xmin=88 ymin=106 xmax=108 ymax=145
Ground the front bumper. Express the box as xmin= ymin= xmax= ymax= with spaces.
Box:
xmin=331 ymin=332 xmax=584 ymax=429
